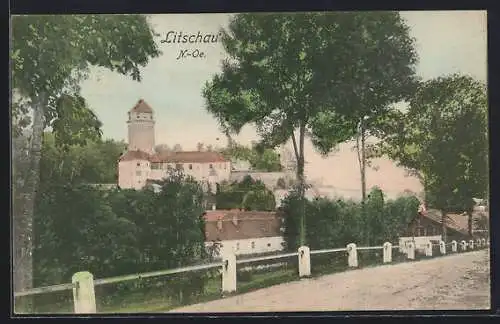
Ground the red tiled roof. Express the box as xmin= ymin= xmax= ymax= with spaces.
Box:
xmin=118 ymin=150 xmax=152 ymax=162
xmin=423 ymin=209 xmax=481 ymax=236
xmin=156 ymin=151 xmax=228 ymax=163
xmin=129 ymin=99 xmax=153 ymax=113
xmin=119 ymin=150 xmax=229 ymax=164
xmin=204 ymin=211 xmax=282 ymax=241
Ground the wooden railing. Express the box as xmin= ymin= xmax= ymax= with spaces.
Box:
xmin=14 ymin=237 xmax=489 ymax=314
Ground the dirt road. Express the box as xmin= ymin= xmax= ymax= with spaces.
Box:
xmin=170 ymin=249 xmax=490 ymax=312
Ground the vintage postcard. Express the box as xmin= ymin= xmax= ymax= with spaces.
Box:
xmin=11 ymin=11 xmax=490 ymax=314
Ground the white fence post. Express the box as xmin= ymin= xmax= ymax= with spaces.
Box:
xmin=298 ymin=246 xmax=311 ymax=277
xmin=460 ymin=240 xmax=467 ymax=251
xmin=383 ymin=242 xmax=392 ymax=263
xmin=72 ymin=271 xmax=97 ymax=314
xmin=481 ymin=238 xmax=486 ymax=247
xmin=407 ymin=241 xmax=415 ymax=260
xmin=424 ymin=241 xmax=433 ymax=257
xmin=451 ymin=240 xmax=457 ymax=253
xmin=222 ymin=252 xmax=237 ymax=294
xmin=469 ymin=240 xmax=474 ymax=250
xmin=476 ymin=239 xmax=482 ymax=248
xmin=439 ymin=240 xmax=446 ymax=255
xmin=347 ymin=243 xmax=358 ymax=267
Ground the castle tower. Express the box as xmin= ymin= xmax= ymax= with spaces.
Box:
xmin=127 ymin=99 xmax=155 ymax=153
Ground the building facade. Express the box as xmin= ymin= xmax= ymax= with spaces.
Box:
xmin=118 ymin=99 xmax=231 ymax=190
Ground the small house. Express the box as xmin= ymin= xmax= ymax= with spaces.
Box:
xmin=202 ymin=209 xmax=285 ymax=258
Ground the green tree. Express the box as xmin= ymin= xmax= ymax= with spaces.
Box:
xmin=33 ymin=184 xmax=140 ymax=288
xmin=216 ymin=175 xmax=276 ymax=211
xmin=379 ymin=74 xmax=488 ymax=240
xmin=11 ymin=14 xmax=160 ymax=306
xmin=281 ymin=188 xmax=419 ymax=251
xmin=220 ymin=141 xmax=282 ymax=172
xmin=203 ymin=12 xmax=418 ymax=246
xmin=31 ymin=170 xmax=210 ymax=310
xmin=39 ymin=132 xmax=126 ymax=187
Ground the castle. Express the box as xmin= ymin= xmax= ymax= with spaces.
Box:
xmin=118 ymin=99 xmax=232 ymax=191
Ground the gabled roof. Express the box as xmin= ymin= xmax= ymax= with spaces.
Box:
xmin=118 ymin=150 xmax=152 ymax=162
xmin=156 ymin=151 xmax=228 ymax=163
xmin=422 ymin=209 xmax=485 ymax=236
xmin=119 ymin=150 xmax=229 ymax=164
xmin=129 ymin=99 xmax=153 ymax=113
xmin=203 ymin=210 xmax=282 ymax=241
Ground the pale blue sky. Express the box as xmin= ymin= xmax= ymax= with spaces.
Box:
xmin=79 ymin=11 xmax=487 ymax=196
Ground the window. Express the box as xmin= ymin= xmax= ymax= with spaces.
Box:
xmin=417 ymin=227 xmax=426 ymax=236
xmin=136 ymin=171 xmax=142 ymax=176
xmin=175 ymin=163 xmax=183 ymax=170
xmin=189 ymin=164 xmax=193 ymax=170
xmin=251 ymin=241 xmax=255 ymax=249
xmin=236 ymin=243 xmax=240 ymax=251
xmin=151 ymin=163 xmax=160 ymax=170
xmin=137 ymin=162 xmax=141 ymax=167
xmin=267 ymin=243 xmax=271 ymax=247
xmin=224 ymin=164 xmax=227 ymax=170
xmin=209 ymin=164 xmax=213 ymax=169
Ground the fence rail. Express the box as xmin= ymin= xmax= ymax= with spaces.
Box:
xmin=94 ymin=261 xmax=223 ymax=286
xmin=310 ymin=247 xmax=346 ymax=255
xmin=357 ymin=246 xmax=384 ymax=251
xmin=14 ymin=282 xmax=76 ymax=298
xmin=14 ymin=237 xmax=490 ymax=314
xmin=236 ymin=252 xmax=298 ymax=265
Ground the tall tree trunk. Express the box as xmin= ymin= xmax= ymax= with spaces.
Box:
xmin=360 ymin=126 xmax=367 ymax=202
xmin=356 ymin=118 xmax=368 ymax=244
xmin=13 ymin=94 xmax=46 ymax=313
xmin=291 ymin=124 xmax=306 ymax=246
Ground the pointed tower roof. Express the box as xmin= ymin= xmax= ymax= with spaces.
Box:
xmin=129 ymin=99 xmax=153 ymax=113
